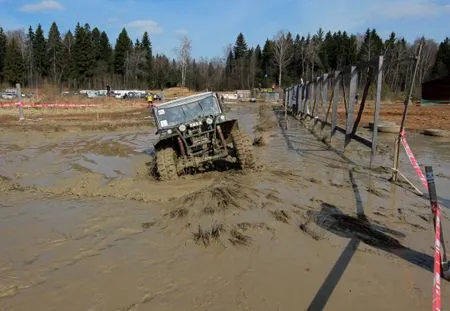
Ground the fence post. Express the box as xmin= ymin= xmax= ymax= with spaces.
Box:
xmin=16 ymin=83 xmax=24 ymax=121
xmin=308 ymin=81 xmax=316 ymax=118
xmin=312 ymin=77 xmax=320 ymax=119
xmin=370 ymin=56 xmax=383 ymax=168
xmin=345 ymin=66 xmax=358 ymax=148
xmin=302 ymin=83 xmax=306 ymax=116
xmin=322 ymin=73 xmax=329 ymax=122
xmin=331 ymin=71 xmax=340 ymax=140
xmin=392 ymin=43 xmax=423 ymax=182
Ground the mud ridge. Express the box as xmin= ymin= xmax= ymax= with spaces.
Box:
xmin=253 ymin=103 xmax=278 ymax=146
xmin=176 ymin=175 xmax=262 ymax=214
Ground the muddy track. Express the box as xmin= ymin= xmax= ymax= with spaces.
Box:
xmin=0 ymin=102 xmax=449 ymax=310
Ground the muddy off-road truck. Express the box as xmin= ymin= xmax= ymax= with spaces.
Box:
xmin=152 ymin=92 xmax=255 ymax=180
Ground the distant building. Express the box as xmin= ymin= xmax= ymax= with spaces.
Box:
xmin=421 ymin=75 xmax=450 ymax=104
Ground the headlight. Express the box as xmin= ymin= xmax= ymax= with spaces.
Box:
xmin=167 ymin=129 xmax=173 ymax=134
xmin=179 ymin=124 xmax=186 ymax=132
xmin=206 ymin=117 xmax=213 ymax=125
xmin=219 ymin=115 xmax=225 ymax=121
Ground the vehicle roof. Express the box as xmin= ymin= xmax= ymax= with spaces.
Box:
xmin=155 ymin=92 xmax=215 ymax=109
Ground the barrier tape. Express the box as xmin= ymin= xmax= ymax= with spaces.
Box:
xmin=400 ymin=129 xmax=428 ymax=190
xmin=432 ymin=202 xmax=442 ymax=311
xmin=0 ymin=103 xmax=98 ymax=108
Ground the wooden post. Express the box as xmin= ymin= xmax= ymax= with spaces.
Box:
xmin=345 ymin=66 xmax=357 ymax=148
xmin=370 ymin=56 xmax=383 ymax=168
xmin=16 ymin=83 xmax=24 ymax=121
xmin=285 ymin=88 xmax=288 ymax=129
xmin=308 ymin=83 xmax=314 ymax=118
xmin=392 ymin=43 xmax=423 ymax=182
xmin=331 ymin=71 xmax=340 ymax=139
xmin=321 ymin=74 xmax=328 ymax=122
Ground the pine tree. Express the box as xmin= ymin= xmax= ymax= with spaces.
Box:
xmin=25 ymin=26 xmax=35 ymax=86
xmin=47 ymin=22 xmax=63 ymax=83
xmin=4 ymin=37 xmax=25 ymax=85
xmin=89 ymin=30 xmax=112 ymax=88
xmin=61 ymin=30 xmax=74 ymax=84
xmin=33 ymin=24 xmax=48 ymax=79
xmin=91 ymin=27 xmax=101 ymax=60
xmin=141 ymin=31 xmax=152 ymax=85
xmin=345 ymin=33 xmax=358 ymax=65
xmin=0 ymin=27 xmax=7 ymax=83
xmin=261 ymin=39 xmax=275 ymax=85
xmin=72 ymin=23 xmax=95 ymax=87
xmin=254 ymin=44 xmax=263 ymax=85
xmin=433 ymin=37 xmax=450 ymax=77
xmin=359 ymin=28 xmax=383 ymax=62
xmin=233 ymin=33 xmax=248 ymax=59
xmin=114 ymin=28 xmax=132 ymax=76
xmin=225 ymin=49 xmax=234 ymax=89
xmin=99 ymin=31 xmax=112 ymax=63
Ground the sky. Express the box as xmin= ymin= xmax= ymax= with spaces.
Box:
xmin=0 ymin=0 xmax=449 ymax=59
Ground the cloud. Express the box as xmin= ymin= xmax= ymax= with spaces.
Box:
xmin=126 ymin=20 xmax=163 ymax=34
xmin=378 ymin=0 xmax=450 ymax=19
xmin=174 ymin=29 xmax=188 ymax=36
xmin=19 ymin=0 xmax=63 ymax=12
xmin=107 ymin=17 xmax=119 ymax=26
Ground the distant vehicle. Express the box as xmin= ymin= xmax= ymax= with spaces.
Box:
xmin=1 ymin=92 xmax=17 ymax=100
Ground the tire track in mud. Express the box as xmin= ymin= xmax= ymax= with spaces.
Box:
xmin=145 ymin=103 xmax=345 ymax=248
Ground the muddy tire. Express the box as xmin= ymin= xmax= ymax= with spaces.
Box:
xmin=156 ymin=148 xmax=178 ymax=181
xmin=232 ymin=130 xmax=256 ymax=169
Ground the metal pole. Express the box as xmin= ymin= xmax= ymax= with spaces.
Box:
xmin=370 ymin=56 xmax=384 ymax=168
xmin=425 ymin=166 xmax=450 ymax=279
xmin=16 ymin=83 xmax=24 ymax=121
xmin=392 ymin=42 xmax=423 ymax=182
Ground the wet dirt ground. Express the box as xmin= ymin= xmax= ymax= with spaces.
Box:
xmin=1 ymin=102 xmax=450 ymax=310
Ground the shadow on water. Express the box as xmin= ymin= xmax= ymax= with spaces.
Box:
xmin=270 ymin=107 xmax=433 ymax=310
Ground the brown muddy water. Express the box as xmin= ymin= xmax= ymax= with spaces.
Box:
xmin=1 ymin=102 xmax=450 ymax=310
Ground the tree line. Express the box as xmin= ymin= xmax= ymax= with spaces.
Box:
xmin=0 ymin=22 xmax=449 ymax=96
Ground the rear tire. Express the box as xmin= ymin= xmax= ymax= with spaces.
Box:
xmin=156 ymin=148 xmax=178 ymax=181
xmin=231 ymin=129 xmax=256 ymax=169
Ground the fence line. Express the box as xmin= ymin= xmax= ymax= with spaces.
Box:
xmin=284 ymin=55 xmax=386 ymax=167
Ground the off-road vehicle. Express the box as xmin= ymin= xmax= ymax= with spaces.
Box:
xmin=152 ymin=92 xmax=255 ymax=180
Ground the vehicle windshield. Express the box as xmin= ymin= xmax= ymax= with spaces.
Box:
xmin=155 ymin=96 xmax=221 ymax=128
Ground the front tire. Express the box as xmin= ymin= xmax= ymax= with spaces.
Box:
xmin=156 ymin=148 xmax=178 ymax=181
xmin=231 ymin=130 xmax=256 ymax=169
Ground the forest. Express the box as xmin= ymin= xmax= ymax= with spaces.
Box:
xmin=0 ymin=22 xmax=449 ymax=97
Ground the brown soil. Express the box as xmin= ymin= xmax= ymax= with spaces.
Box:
xmin=338 ymin=102 xmax=450 ymax=131
xmin=0 ymin=101 xmax=449 ymax=310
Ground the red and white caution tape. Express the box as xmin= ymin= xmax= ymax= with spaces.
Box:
xmin=0 ymin=102 xmax=98 ymax=108
xmin=400 ymin=129 xmax=428 ymax=190
xmin=432 ymin=202 xmax=442 ymax=311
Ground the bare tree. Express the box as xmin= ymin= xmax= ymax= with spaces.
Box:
xmin=125 ymin=48 xmax=146 ymax=88
xmin=272 ymin=30 xmax=293 ymax=86
xmin=414 ymin=38 xmax=438 ymax=84
xmin=177 ymin=35 xmax=191 ymax=87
